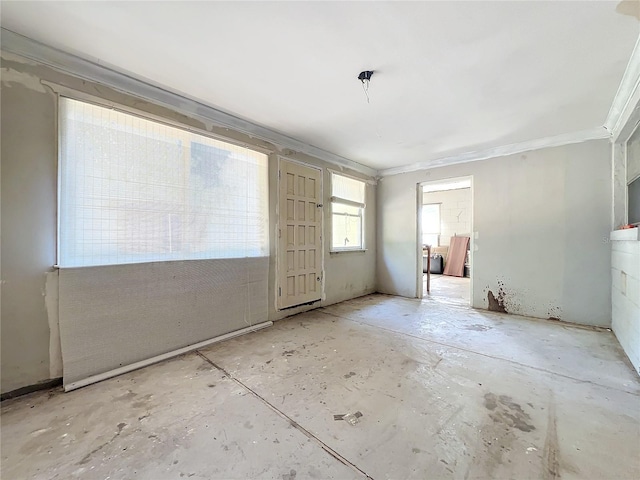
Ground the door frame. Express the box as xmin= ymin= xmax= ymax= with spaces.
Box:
xmin=416 ymin=175 xmax=474 ymax=304
xmin=276 ymin=156 xmax=325 ymax=310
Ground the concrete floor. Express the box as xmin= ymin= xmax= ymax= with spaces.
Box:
xmin=2 ymin=294 xmax=639 ymax=479
xmin=424 ymin=274 xmax=470 ymax=306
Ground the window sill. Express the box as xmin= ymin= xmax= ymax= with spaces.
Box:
xmin=610 ymin=228 xmax=639 ymax=241
xmin=330 ymin=249 xmax=368 ymax=254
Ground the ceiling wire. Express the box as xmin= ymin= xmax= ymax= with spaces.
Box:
xmin=358 ymin=70 xmax=374 ymax=104
xmin=362 ymin=79 xmax=370 ymax=104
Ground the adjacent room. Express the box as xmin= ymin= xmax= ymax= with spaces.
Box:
xmin=421 ymin=178 xmax=472 ymax=306
xmin=1 ymin=2 xmax=639 ymax=479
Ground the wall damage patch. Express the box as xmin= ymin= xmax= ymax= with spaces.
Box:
xmin=487 ymin=290 xmax=507 ymax=313
xmin=487 ymin=281 xmax=508 ymax=313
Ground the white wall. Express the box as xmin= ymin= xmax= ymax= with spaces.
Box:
xmin=611 ymin=122 xmax=640 ymax=377
xmin=423 ymin=188 xmax=471 ymax=246
xmin=0 ymin=52 xmax=376 ymax=394
xmin=378 ymin=140 xmax=612 ymax=326
xmin=611 ymin=237 xmax=640 ymax=375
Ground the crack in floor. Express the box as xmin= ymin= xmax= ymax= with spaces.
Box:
xmin=195 ymin=351 xmax=374 ymax=480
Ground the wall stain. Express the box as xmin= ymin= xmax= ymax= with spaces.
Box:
xmin=617 ymin=0 xmax=640 ymax=20
xmin=547 ymin=305 xmax=562 ymax=321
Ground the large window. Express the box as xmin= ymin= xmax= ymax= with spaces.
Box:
xmin=331 ymin=173 xmax=365 ymax=251
xmin=422 ymin=203 xmax=441 ymax=246
xmin=59 ymin=98 xmax=269 ymax=267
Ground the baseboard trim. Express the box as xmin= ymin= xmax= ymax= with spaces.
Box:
xmin=1 ymin=378 xmax=63 ymax=402
xmin=64 ymin=321 xmax=273 ymax=392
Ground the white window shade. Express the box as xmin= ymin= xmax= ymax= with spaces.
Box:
xmin=331 ymin=173 xmax=365 ymax=206
xmin=59 ymin=98 xmax=268 ymax=267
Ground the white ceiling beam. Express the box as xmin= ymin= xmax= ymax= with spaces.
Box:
xmin=0 ymin=28 xmax=377 ymax=178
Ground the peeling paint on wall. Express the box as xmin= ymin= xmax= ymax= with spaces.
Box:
xmin=487 ymin=290 xmax=507 ymax=313
xmin=486 ymin=280 xmax=509 ymax=313
xmin=1 ymin=66 xmax=48 ymax=93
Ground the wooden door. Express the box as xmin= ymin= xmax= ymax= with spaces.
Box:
xmin=278 ymin=159 xmax=323 ymax=309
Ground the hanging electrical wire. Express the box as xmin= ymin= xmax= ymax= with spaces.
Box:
xmin=358 ymin=70 xmax=374 ymax=104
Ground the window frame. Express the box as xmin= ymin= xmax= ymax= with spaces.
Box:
xmin=330 ymin=172 xmax=366 ymax=252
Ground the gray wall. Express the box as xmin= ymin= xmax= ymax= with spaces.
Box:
xmin=377 ymin=140 xmax=612 ymax=326
xmin=0 ymin=52 xmax=376 ymax=394
xmin=1 ymin=62 xmax=57 ymax=392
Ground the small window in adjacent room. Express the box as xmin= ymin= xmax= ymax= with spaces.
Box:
xmin=58 ymin=97 xmax=269 ymax=267
xmin=422 ymin=203 xmax=441 ymax=246
xmin=331 ymin=173 xmax=366 ymax=251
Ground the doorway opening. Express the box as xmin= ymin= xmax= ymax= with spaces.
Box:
xmin=417 ymin=177 xmax=473 ymax=306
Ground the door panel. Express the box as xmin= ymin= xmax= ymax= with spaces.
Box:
xmin=278 ymin=159 xmax=322 ymax=309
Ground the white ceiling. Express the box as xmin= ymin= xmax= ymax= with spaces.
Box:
xmin=2 ymin=1 xmax=639 ymax=172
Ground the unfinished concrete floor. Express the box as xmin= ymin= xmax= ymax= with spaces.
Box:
xmin=2 ymin=294 xmax=639 ymax=479
xmin=424 ymin=274 xmax=470 ymax=306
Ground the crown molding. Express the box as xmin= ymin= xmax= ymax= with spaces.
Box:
xmin=2 ymin=28 xmax=630 ymax=179
xmin=605 ymin=34 xmax=640 ymax=142
xmin=378 ymin=127 xmax=610 ymax=177
xmin=0 ymin=28 xmax=377 ymax=178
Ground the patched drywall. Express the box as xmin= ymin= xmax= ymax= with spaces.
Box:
xmin=377 ymin=140 xmax=612 ymax=326
xmin=0 ymin=52 xmax=376 ymax=394
xmin=1 ymin=64 xmax=57 ymax=392
xmin=45 ymin=270 xmax=62 ymax=379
